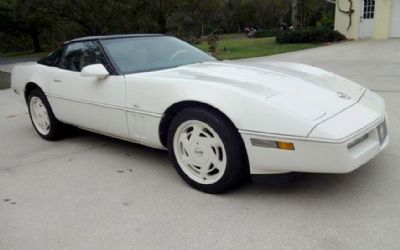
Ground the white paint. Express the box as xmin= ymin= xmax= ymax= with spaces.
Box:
xmin=48 ymin=67 xmax=128 ymax=138
xmin=80 ymin=64 xmax=110 ymax=78
xmin=0 ymin=63 xmax=19 ymax=73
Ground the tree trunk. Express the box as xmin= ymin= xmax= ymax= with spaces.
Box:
xmin=291 ymin=0 xmax=298 ymax=29
xmin=300 ymin=0 xmax=304 ymax=28
xmin=30 ymin=32 xmax=42 ymax=52
xmin=158 ymin=16 xmax=168 ymax=34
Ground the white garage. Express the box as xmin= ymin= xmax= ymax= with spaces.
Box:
xmin=335 ymin=0 xmax=400 ymax=39
xmin=391 ymin=0 xmax=400 ymax=37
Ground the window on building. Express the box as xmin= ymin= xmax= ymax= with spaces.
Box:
xmin=363 ymin=0 xmax=375 ymax=19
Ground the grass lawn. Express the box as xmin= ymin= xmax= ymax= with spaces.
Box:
xmin=196 ymin=34 xmax=321 ymax=60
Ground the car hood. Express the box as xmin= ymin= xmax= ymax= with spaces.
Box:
xmin=145 ymin=61 xmax=366 ymax=121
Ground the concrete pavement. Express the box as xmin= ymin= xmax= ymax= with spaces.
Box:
xmin=1 ymin=39 xmax=400 ymax=250
xmin=0 ymin=55 xmax=39 ymax=89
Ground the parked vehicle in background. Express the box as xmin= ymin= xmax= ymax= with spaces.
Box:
xmin=245 ymin=26 xmax=259 ymax=38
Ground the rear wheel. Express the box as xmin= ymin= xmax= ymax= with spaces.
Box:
xmin=167 ymin=107 xmax=248 ymax=193
xmin=28 ymin=89 xmax=64 ymax=140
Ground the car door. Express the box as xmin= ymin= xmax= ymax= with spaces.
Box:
xmin=46 ymin=40 xmax=129 ymax=138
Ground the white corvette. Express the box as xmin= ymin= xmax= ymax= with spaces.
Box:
xmin=11 ymin=34 xmax=388 ymax=193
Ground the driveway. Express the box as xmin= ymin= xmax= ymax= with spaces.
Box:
xmin=0 ymin=55 xmax=39 ymax=72
xmin=0 ymin=55 xmax=39 ymax=89
xmin=1 ymin=39 xmax=400 ymax=250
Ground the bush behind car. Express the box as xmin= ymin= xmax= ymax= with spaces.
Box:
xmin=276 ymin=27 xmax=346 ymax=44
xmin=252 ymin=29 xmax=279 ymax=38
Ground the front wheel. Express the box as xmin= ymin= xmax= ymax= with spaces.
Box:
xmin=167 ymin=108 xmax=248 ymax=193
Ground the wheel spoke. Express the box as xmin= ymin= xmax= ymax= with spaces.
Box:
xmin=189 ymin=124 xmax=202 ymax=143
xmin=44 ymin=113 xmax=50 ymax=128
xmin=199 ymin=164 xmax=210 ymax=179
xmin=198 ymin=136 xmax=221 ymax=148
xmin=178 ymin=132 xmax=190 ymax=152
xmin=43 ymin=117 xmax=50 ymax=129
xmin=182 ymin=154 xmax=195 ymax=167
xmin=209 ymin=148 xmax=225 ymax=170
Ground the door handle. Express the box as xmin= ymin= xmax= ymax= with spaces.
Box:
xmin=53 ymin=79 xmax=62 ymax=83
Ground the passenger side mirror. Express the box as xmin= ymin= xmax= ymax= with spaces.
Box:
xmin=81 ymin=64 xmax=109 ymax=79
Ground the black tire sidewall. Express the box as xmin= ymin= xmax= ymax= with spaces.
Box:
xmin=167 ymin=107 xmax=248 ymax=193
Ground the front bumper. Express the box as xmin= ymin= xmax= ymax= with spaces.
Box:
xmin=240 ymin=115 xmax=388 ymax=175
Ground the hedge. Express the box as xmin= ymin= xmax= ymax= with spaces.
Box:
xmin=253 ymin=29 xmax=279 ymax=38
xmin=276 ymin=27 xmax=346 ymax=44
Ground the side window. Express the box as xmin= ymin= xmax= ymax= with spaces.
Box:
xmin=61 ymin=41 xmax=108 ymax=72
xmin=37 ymin=47 xmax=64 ymax=67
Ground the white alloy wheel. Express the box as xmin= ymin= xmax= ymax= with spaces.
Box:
xmin=29 ymin=96 xmax=51 ymax=135
xmin=173 ymin=120 xmax=227 ymax=184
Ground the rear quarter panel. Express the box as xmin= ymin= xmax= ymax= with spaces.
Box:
xmin=11 ymin=63 xmax=52 ymax=103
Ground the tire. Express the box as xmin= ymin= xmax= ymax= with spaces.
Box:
xmin=167 ymin=107 xmax=248 ymax=194
xmin=27 ymin=89 xmax=64 ymax=140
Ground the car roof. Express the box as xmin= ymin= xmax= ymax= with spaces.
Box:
xmin=65 ymin=34 xmax=165 ymax=44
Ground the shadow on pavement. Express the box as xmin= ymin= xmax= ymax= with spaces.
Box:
xmin=67 ymin=127 xmax=374 ymax=199
xmin=0 ymin=71 xmax=11 ymax=90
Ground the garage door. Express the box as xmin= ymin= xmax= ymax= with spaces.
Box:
xmin=392 ymin=0 xmax=400 ymax=37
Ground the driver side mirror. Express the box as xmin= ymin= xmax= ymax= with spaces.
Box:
xmin=81 ymin=64 xmax=109 ymax=79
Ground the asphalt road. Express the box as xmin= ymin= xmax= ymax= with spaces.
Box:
xmin=1 ymin=39 xmax=400 ymax=250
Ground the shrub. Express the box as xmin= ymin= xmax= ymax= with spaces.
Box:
xmin=179 ymin=36 xmax=202 ymax=45
xmin=276 ymin=27 xmax=346 ymax=44
xmin=207 ymin=34 xmax=218 ymax=54
xmin=317 ymin=11 xmax=335 ymax=29
xmin=0 ymin=33 xmax=33 ymax=53
xmin=253 ymin=29 xmax=279 ymax=38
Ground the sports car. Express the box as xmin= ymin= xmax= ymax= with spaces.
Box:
xmin=11 ymin=34 xmax=389 ymax=193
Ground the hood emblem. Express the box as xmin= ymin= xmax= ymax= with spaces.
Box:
xmin=337 ymin=92 xmax=351 ymax=100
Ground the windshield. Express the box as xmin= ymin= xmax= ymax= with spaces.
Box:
xmin=101 ymin=36 xmax=216 ymax=74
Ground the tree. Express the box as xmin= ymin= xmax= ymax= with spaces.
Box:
xmin=175 ymin=0 xmax=223 ymax=37
xmin=46 ymin=0 xmax=125 ymax=35
xmin=291 ymin=0 xmax=298 ymax=28
xmin=0 ymin=0 xmax=52 ymax=52
xmin=220 ymin=0 xmax=290 ymax=32
xmin=145 ymin=0 xmax=179 ymax=33
xmin=0 ymin=0 xmax=336 ymax=53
